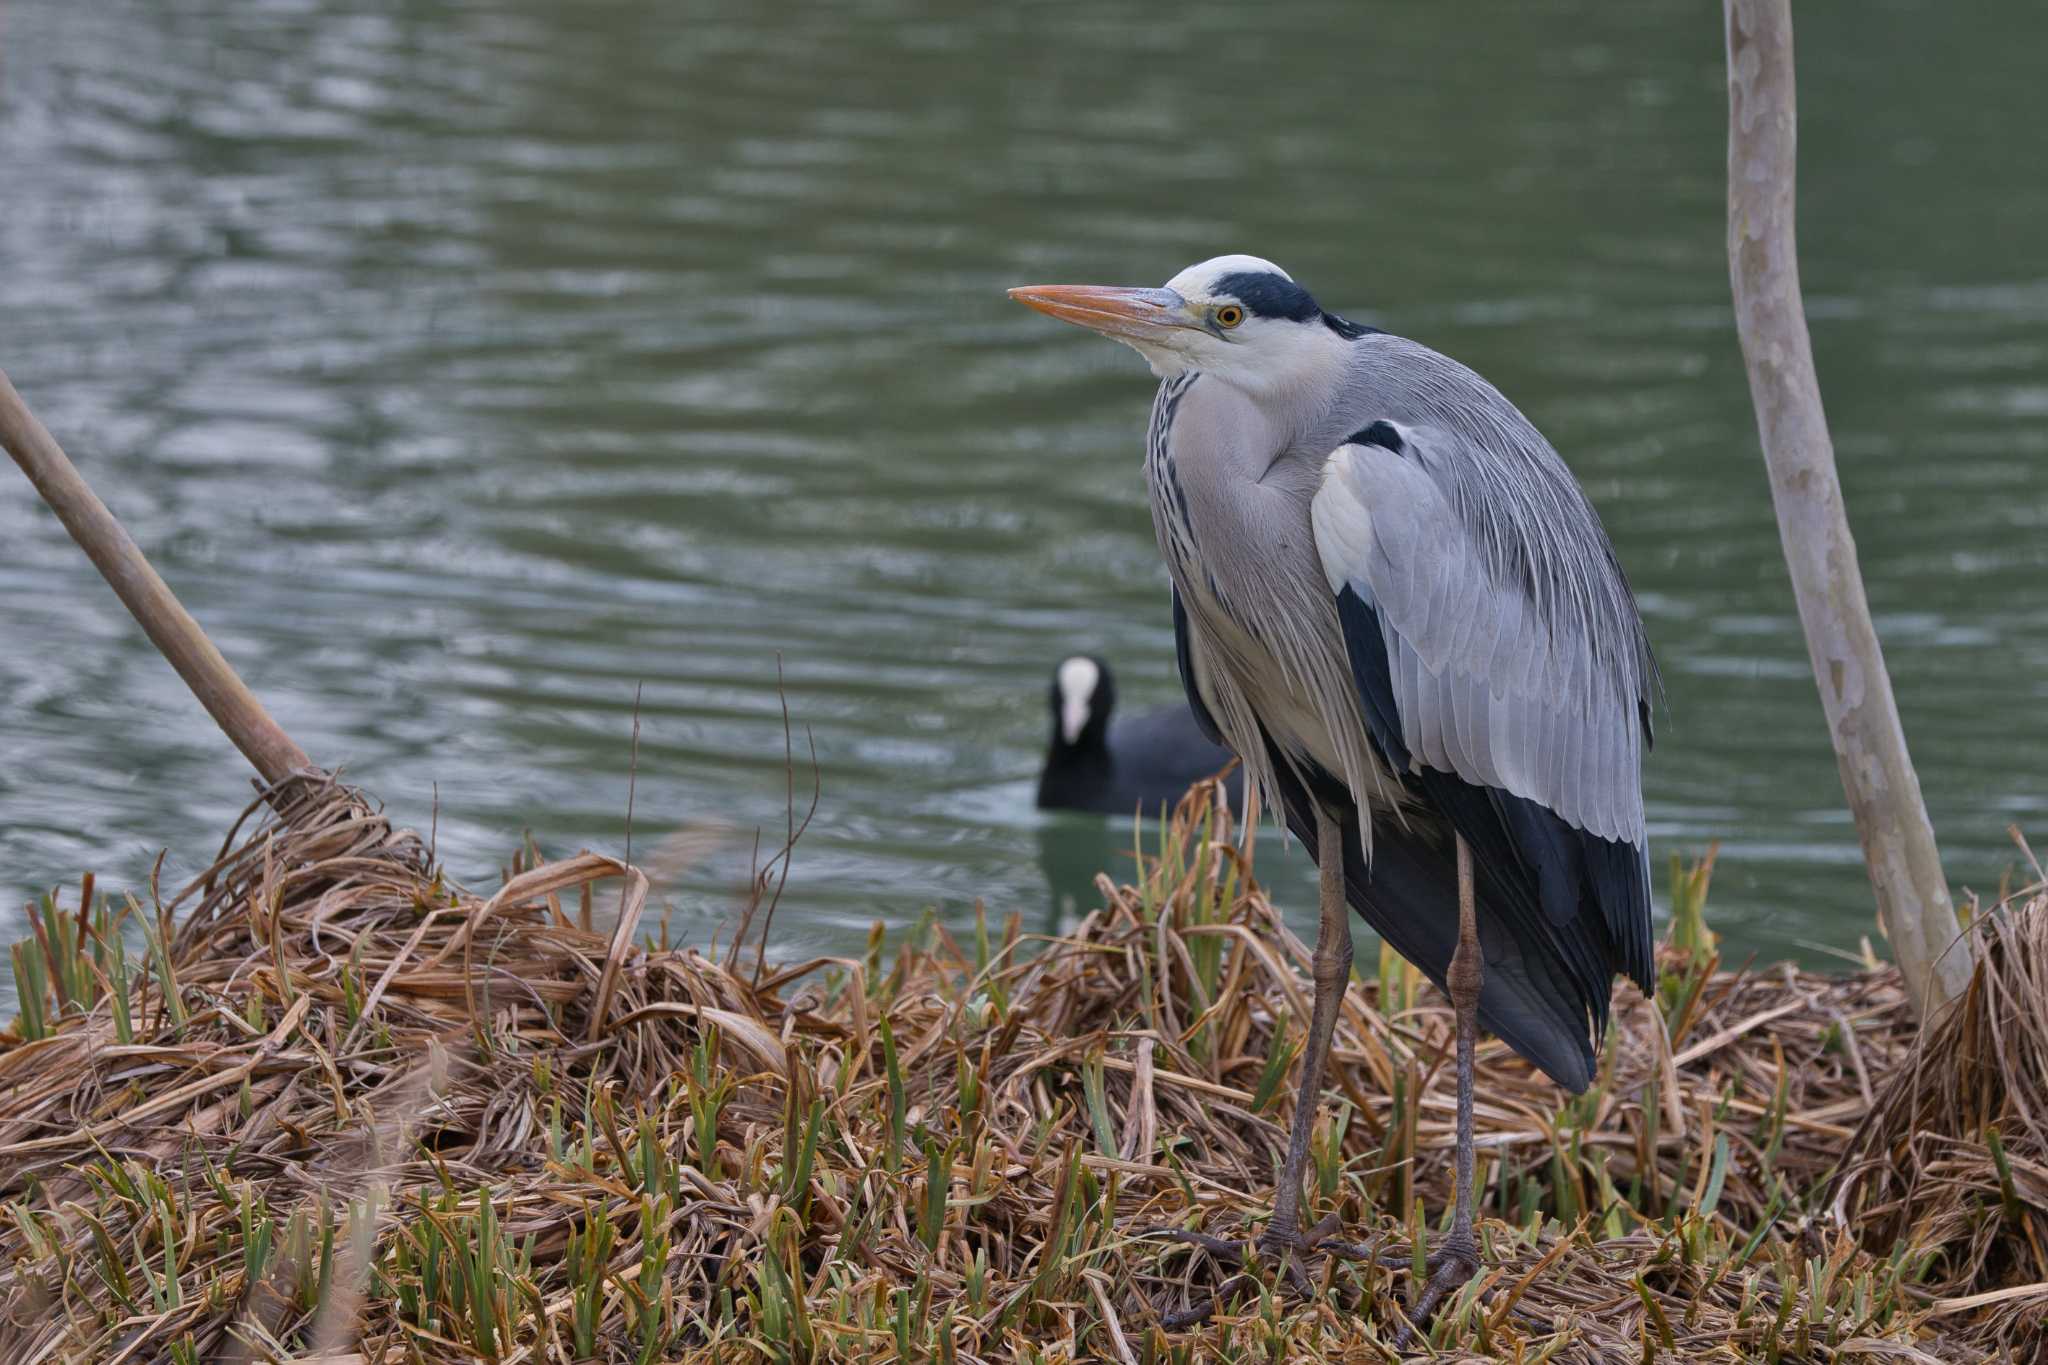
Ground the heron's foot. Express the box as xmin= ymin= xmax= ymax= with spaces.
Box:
xmin=1385 ymin=1227 xmax=1481 ymax=1345
xmin=1152 ymin=1213 xmax=1380 ymax=1329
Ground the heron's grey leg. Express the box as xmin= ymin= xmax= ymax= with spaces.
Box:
xmin=1260 ymin=801 xmax=1352 ymax=1263
xmin=1155 ymin=803 xmax=1352 ymax=1328
xmin=1401 ymin=831 xmax=1484 ymax=1334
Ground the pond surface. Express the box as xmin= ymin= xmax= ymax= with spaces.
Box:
xmin=3 ymin=0 xmax=2044 ymax=990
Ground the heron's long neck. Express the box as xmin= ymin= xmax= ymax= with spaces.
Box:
xmin=1141 ymin=369 xmax=1393 ymax=831
xmin=1144 ymin=373 xmax=1203 ymax=588
xmin=1146 ymin=375 xmax=1320 ymax=625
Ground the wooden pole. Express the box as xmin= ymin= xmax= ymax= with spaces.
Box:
xmin=0 ymin=369 xmax=315 ymax=787
xmin=1723 ymin=0 xmax=1973 ymax=1018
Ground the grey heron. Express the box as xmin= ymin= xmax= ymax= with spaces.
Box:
xmin=1011 ymin=256 xmax=1657 ymax=1328
xmin=1036 ymin=654 xmax=1245 ymax=815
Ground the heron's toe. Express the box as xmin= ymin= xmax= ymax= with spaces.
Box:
xmin=1151 ymin=1214 xmax=1380 ymax=1328
xmin=1390 ymin=1230 xmax=1484 ymax=1346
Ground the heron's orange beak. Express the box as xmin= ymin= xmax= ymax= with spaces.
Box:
xmin=1007 ymin=284 xmax=1190 ymax=342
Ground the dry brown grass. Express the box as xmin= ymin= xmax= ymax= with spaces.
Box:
xmin=0 ymin=774 xmax=2036 ymax=1362
xmin=1832 ymin=871 xmax=2048 ymax=1359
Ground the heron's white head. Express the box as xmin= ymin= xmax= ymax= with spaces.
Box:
xmin=1010 ymin=255 xmax=1371 ymax=401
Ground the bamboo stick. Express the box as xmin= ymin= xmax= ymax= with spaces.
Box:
xmin=0 ymin=368 xmax=314 ymax=786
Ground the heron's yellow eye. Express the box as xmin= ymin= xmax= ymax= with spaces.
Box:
xmin=1215 ymin=305 xmax=1245 ymax=329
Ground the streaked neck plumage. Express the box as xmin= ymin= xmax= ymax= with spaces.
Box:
xmin=1142 ymin=347 xmax=1406 ymax=838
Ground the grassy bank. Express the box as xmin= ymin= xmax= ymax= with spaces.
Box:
xmin=0 ymin=776 xmax=2040 ymax=1362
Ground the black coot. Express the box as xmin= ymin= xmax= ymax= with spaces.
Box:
xmin=1035 ymin=655 xmax=1241 ymax=814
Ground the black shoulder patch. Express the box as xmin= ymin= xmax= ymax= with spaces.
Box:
xmin=1212 ymin=271 xmax=1320 ymax=322
xmin=1348 ymin=420 xmax=1403 ymax=453
xmin=1322 ymin=311 xmax=1380 ymax=340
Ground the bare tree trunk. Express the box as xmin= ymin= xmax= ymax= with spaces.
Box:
xmin=1723 ymin=0 xmax=1972 ymax=1018
xmin=0 ymin=369 xmax=315 ymax=787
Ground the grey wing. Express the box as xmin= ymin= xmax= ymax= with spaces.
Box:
xmin=1312 ymin=426 xmax=1646 ymax=846
xmin=1312 ymin=421 xmax=1655 ymax=997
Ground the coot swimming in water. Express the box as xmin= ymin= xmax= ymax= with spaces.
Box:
xmin=1035 ymin=654 xmax=1240 ymax=814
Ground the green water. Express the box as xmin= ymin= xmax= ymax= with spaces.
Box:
xmin=3 ymin=0 xmax=2043 ymax=982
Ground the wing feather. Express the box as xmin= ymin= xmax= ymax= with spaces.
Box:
xmin=1315 ymin=436 xmax=1645 ymax=846
xmin=1312 ymin=423 xmax=1657 ymax=1020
